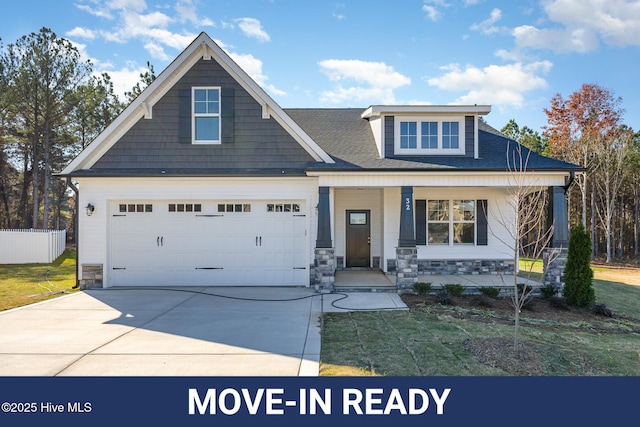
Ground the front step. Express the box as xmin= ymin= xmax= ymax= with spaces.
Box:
xmin=334 ymin=286 xmax=397 ymax=293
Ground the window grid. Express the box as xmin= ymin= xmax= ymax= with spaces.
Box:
xmin=193 ymin=87 xmax=220 ymax=143
xmin=426 ymin=200 xmax=476 ymax=245
xmin=119 ymin=203 xmax=153 ymax=213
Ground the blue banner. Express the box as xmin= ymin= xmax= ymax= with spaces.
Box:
xmin=0 ymin=376 xmax=637 ymax=426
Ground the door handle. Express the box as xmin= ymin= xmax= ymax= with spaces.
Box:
xmin=256 ymin=236 xmax=258 ymax=246
xmin=161 ymin=236 xmax=164 ymax=246
xmin=157 ymin=236 xmax=160 ymax=247
xmin=367 ymin=236 xmax=371 ymax=245
xmin=260 ymin=236 xmax=262 ymax=246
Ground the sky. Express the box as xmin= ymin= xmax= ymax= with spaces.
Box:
xmin=2 ymin=0 xmax=639 ymax=134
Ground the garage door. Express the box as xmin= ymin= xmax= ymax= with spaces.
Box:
xmin=109 ymin=200 xmax=308 ymax=286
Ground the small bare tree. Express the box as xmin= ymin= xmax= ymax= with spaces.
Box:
xmin=491 ymin=142 xmax=557 ymax=352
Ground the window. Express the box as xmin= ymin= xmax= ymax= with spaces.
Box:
xmin=217 ymin=204 xmax=251 ymax=213
xmin=427 ymin=200 xmax=449 ymax=244
xmin=452 ymin=200 xmax=475 ymax=244
xmin=192 ymin=87 xmax=220 ymax=144
xmin=267 ymin=203 xmax=301 ymax=213
xmin=400 ymin=122 xmax=417 ymax=149
xmin=395 ymin=117 xmax=464 ymax=154
xmin=168 ymin=203 xmax=202 ymax=213
xmin=416 ymin=200 xmax=478 ymax=245
xmin=119 ymin=203 xmax=153 ymax=213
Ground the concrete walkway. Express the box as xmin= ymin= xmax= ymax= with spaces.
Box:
xmin=0 ymin=286 xmax=407 ymax=376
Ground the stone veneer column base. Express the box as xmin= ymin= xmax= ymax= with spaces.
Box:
xmin=396 ymin=247 xmax=418 ymax=292
xmin=80 ymin=264 xmax=103 ymax=289
xmin=314 ymin=248 xmax=335 ymax=293
xmin=543 ymin=247 xmax=568 ymax=293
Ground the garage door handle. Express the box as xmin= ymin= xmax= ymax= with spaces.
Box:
xmin=256 ymin=236 xmax=258 ymax=246
xmin=259 ymin=236 xmax=262 ymax=246
xmin=161 ymin=236 xmax=163 ymax=246
xmin=157 ymin=236 xmax=160 ymax=246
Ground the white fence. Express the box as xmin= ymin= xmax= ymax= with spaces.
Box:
xmin=0 ymin=229 xmax=67 ymax=264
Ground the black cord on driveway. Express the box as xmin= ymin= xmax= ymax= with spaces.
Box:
xmin=87 ymin=286 xmax=407 ymax=311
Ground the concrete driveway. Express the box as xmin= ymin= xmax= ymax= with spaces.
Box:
xmin=0 ymin=287 xmax=406 ymax=376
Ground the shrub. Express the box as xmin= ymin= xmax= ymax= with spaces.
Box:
xmin=548 ymin=296 xmax=569 ymax=310
xmin=563 ymin=223 xmax=595 ymax=308
xmin=443 ymin=283 xmax=465 ymax=297
xmin=437 ymin=291 xmax=452 ymax=305
xmin=478 ymin=287 xmax=500 ymax=298
xmin=413 ymin=282 xmax=432 ymax=296
xmin=539 ymin=283 xmax=558 ymax=299
xmin=592 ymin=303 xmax=613 ymax=318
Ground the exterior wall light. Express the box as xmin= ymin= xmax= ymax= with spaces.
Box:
xmin=86 ymin=203 xmax=95 ymax=216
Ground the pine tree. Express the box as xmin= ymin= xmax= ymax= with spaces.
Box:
xmin=563 ymin=223 xmax=595 ymax=307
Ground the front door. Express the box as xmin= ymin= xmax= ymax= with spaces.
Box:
xmin=346 ymin=210 xmax=370 ymax=268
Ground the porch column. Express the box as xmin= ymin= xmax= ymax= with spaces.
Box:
xmin=543 ymin=186 xmax=569 ymax=294
xmin=398 ymin=186 xmax=416 ymax=247
xmin=316 ymin=187 xmax=332 ymax=248
xmin=396 ymin=186 xmax=418 ymax=292
xmin=548 ymin=186 xmax=569 ymax=248
xmin=314 ymin=186 xmax=335 ymax=292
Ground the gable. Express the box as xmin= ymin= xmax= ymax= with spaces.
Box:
xmin=61 ymin=32 xmax=333 ymax=176
xmin=91 ymin=58 xmax=315 ymax=174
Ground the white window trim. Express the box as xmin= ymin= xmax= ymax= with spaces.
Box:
xmin=394 ymin=116 xmax=465 ymax=155
xmin=426 ymin=199 xmax=476 ymax=246
xmin=192 ymin=86 xmax=221 ymax=145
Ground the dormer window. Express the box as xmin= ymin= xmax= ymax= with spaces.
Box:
xmin=395 ymin=116 xmax=464 ymax=155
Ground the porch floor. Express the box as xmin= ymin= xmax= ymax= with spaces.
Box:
xmin=334 ymin=270 xmax=541 ymax=292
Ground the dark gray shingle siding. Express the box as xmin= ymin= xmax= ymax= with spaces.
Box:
xmin=465 ymin=116 xmax=474 ymax=158
xmin=92 ymin=59 xmax=315 ymax=172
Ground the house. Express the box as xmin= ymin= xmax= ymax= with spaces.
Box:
xmin=59 ymin=32 xmax=577 ymax=292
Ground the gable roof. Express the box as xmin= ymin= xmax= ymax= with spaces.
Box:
xmin=284 ymin=108 xmax=580 ymax=172
xmin=61 ymin=32 xmax=333 ymax=175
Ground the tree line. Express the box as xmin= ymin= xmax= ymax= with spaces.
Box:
xmin=0 ymin=27 xmax=155 ymax=231
xmin=502 ymin=83 xmax=640 ymax=264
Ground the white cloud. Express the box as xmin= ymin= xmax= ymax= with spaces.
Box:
xmin=470 ymin=8 xmax=504 ymax=35
xmin=74 ymin=2 xmax=114 ymax=19
xmin=97 ymin=63 xmax=150 ymax=100
xmin=175 ymin=0 xmax=214 ymax=26
xmin=228 ymin=52 xmax=286 ymax=97
xmin=234 ymin=18 xmax=271 ymax=42
xmin=423 ymin=0 xmax=450 ymax=21
xmin=427 ymin=61 xmax=553 ymax=107
xmin=74 ymin=1 xmax=197 ymax=52
xmin=318 ymin=59 xmax=411 ymax=104
xmin=66 ymin=27 xmax=97 ymax=39
xmin=144 ymin=41 xmax=172 ymax=61
xmin=513 ymin=0 xmax=640 ymax=52
xmin=512 ymin=25 xmax=598 ymax=53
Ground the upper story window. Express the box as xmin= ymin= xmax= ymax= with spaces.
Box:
xmin=395 ymin=116 xmax=464 ymax=155
xmin=192 ymin=87 xmax=220 ymax=144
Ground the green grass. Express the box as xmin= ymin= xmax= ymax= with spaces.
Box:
xmin=321 ymin=264 xmax=640 ymax=376
xmin=0 ymin=248 xmax=78 ymax=311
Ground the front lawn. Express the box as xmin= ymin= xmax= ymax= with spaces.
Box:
xmin=0 ymin=248 xmax=78 ymax=311
xmin=320 ymin=266 xmax=640 ymax=376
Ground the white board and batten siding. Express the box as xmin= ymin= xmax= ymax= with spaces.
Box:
xmin=0 ymin=229 xmax=66 ymax=264
xmin=77 ymin=177 xmax=318 ymax=287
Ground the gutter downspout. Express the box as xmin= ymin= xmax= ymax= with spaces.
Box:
xmin=66 ymin=177 xmax=80 ymax=289
xmin=564 ymin=171 xmax=576 ymax=191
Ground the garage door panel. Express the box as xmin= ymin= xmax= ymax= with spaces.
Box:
xmin=109 ymin=200 xmax=307 ymax=286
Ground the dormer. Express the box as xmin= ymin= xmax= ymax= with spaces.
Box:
xmin=361 ymin=105 xmax=491 ymax=159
